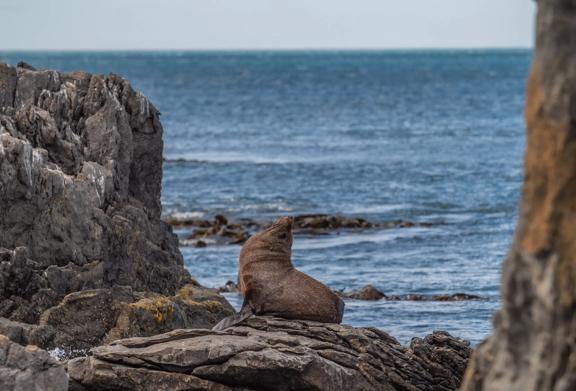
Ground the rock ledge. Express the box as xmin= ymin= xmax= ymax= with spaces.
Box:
xmin=69 ymin=316 xmax=471 ymax=391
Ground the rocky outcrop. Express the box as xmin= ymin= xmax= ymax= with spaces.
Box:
xmin=0 ymin=62 xmax=231 ymax=353
xmin=0 ymin=334 xmax=68 ymax=391
xmin=461 ymin=2 xmax=576 ymax=390
xmin=68 ymin=316 xmax=471 ymax=391
xmin=168 ymin=214 xmax=434 ymax=247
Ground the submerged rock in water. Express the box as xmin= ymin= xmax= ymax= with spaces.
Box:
xmin=336 ymin=285 xmax=483 ymax=302
xmin=169 ymin=213 xmax=435 ymax=247
xmin=0 ymin=62 xmax=232 ymax=353
xmin=220 ymin=282 xmax=483 ymax=303
xmin=68 ymin=316 xmax=471 ymax=391
xmin=0 ymin=335 xmax=68 ymax=391
xmin=338 ymin=284 xmax=388 ymax=300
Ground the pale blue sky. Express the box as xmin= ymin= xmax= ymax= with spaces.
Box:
xmin=0 ymin=0 xmax=536 ymax=50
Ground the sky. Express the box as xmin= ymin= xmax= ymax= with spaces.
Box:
xmin=0 ymin=0 xmax=536 ymax=50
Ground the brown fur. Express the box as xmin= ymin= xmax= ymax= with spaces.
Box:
xmin=238 ymin=216 xmax=344 ymax=323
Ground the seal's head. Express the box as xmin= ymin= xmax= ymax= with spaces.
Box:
xmin=241 ymin=216 xmax=294 ymax=261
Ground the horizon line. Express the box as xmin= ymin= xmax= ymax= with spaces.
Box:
xmin=0 ymin=46 xmax=533 ymax=53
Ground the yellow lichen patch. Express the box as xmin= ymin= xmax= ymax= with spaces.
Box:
xmin=131 ymin=296 xmax=175 ymax=324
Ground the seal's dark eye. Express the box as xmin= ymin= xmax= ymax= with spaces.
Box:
xmin=278 ymin=232 xmax=287 ymax=240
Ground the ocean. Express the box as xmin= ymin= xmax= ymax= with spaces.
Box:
xmin=0 ymin=50 xmax=531 ymax=344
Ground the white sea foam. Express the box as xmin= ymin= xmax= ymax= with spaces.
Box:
xmin=293 ymin=227 xmax=439 ymax=251
xmin=169 ymin=211 xmax=206 ymax=220
xmin=48 ymin=347 xmax=67 ymax=361
xmin=348 ymin=204 xmax=411 ymax=214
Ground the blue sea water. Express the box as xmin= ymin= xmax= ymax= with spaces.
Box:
xmin=0 ymin=50 xmax=531 ymax=344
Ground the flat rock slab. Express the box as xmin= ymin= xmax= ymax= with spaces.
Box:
xmin=69 ymin=316 xmax=471 ymax=391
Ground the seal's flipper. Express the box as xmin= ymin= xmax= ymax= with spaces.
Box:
xmin=212 ymin=303 xmax=254 ymax=331
xmin=336 ymin=297 xmax=345 ymax=323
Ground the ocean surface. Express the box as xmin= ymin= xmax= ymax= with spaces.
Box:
xmin=0 ymin=50 xmax=531 ymax=344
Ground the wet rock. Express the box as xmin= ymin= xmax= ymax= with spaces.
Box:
xmin=338 ymin=284 xmax=387 ymax=300
xmin=432 ymin=293 xmax=482 ymax=302
xmin=294 ymin=214 xmax=372 ymax=230
xmin=462 ymin=2 xmax=576 ymax=390
xmin=177 ymin=215 xmax=250 ymax=247
xmin=217 ymin=280 xmax=240 ymax=293
xmin=336 ymin=285 xmax=483 ymax=302
xmin=0 ymin=334 xmax=68 ymax=391
xmin=168 ymin=214 xmax=435 ymax=247
xmin=391 ymin=293 xmax=483 ymax=302
xmin=68 ymin=316 xmax=471 ymax=391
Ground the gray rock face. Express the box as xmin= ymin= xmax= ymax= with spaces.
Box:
xmin=0 ymin=334 xmax=68 ymax=391
xmin=0 ymin=64 xmax=241 ymax=355
xmin=0 ymin=62 xmax=190 ymax=324
xmin=0 ymin=62 xmax=235 ymax=352
xmin=461 ymin=2 xmax=576 ymax=390
xmin=68 ymin=316 xmax=471 ymax=391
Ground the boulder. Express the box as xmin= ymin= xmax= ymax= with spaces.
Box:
xmin=461 ymin=2 xmax=576 ymax=390
xmin=30 ymin=284 xmax=233 ymax=358
xmin=0 ymin=334 xmax=68 ymax=391
xmin=68 ymin=316 xmax=471 ymax=391
xmin=105 ymin=285 xmax=235 ymax=344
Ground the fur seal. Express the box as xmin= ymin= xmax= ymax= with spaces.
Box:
xmin=213 ymin=216 xmax=345 ymax=330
